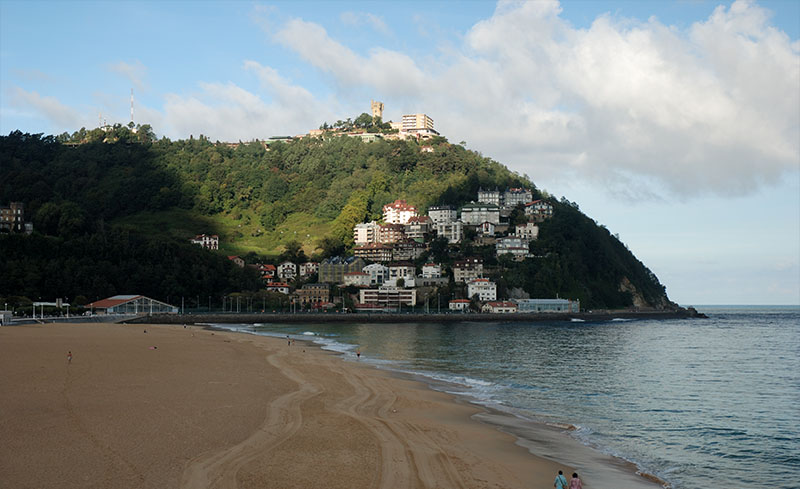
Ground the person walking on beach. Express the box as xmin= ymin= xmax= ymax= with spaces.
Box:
xmin=553 ymin=470 xmax=568 ymax=489
xmin=568 ymin=472 xmax=582 ymax=489
xmin=67 ymin=351 xmax=72 ymax=364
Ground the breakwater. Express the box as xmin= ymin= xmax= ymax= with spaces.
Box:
xmin=124 ymin=308 xmax=704 ymax=325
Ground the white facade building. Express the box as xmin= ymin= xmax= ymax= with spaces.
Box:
xmin=383 ymin=199 xmax=418 ymax=225
xmin=428 ymin=205 xmax=457 ymax=225
xmin=421 ymin=263 xmax=442 ymax=278
xmin=363 ymin=263 xmax=389 ymax=286
xmin=354 ymin=221 xmax=380 ymax=245
xmin=359 ymin=286 xmax=417 ymax=307
xmin=515 ymin=223 xmax=539 ymax=240
xmin=460 ymin=203 xmax=500 ymax=225
xmin=278 ymin=261 xmax=297 ymax=280
xmin=503 ymin=188 xmax=533 ymax=207
xmin=388 ymin=263 xmax=416 ymax=287
xmin=496 ymin=236 xmax=530 ymax=260
xmin=467 ymin=278 xmax=497 ymax=302
xmin=435 ymin=220 xmax=463 ymax=244
xmin=343 ymin=272 xmax=371 ymax=287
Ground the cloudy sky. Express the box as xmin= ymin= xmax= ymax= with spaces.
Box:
xmin=1 ymin=0 xmax=798 ymax=305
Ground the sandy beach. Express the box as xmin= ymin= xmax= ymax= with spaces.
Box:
xmin=0 ymin=322 xmax=662 ymax=488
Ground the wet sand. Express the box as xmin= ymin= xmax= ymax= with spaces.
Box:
xmin=0 ymin=322 xmax=663 ymax=488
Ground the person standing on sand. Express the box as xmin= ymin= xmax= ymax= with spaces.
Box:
xmin=568 ymin=472 xmax=582 ymax=489
xmin=67 ymin=351 xmax=72 ymax=363
xmin=553 ymin=470 xmax=567 ymax=489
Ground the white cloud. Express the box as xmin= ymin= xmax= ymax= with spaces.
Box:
xmin=160 ymin=61 xmax=330 ymax=141
xmin=108 ymin=60 xmax=148 ymax=92
xmin=10 ymin=87 xmax=87 ymax=129
xmin=271 ymin=0 xmax=800 ymax=198
xmin=340 ymin=11 xmax=391 ymax=36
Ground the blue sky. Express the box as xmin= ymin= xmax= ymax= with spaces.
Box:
xmin=1 ymin=0 xmax=798 ymax=305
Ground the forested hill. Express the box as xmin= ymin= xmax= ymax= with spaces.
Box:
xmin=0 ymin=128 xmax=674 ymax=310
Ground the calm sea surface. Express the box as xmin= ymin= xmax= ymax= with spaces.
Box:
xmin=217 ymin=306 xmax=800 ymax=489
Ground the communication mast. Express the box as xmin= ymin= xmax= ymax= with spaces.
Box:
xmin=130 ymin=88 xmax=134 ymax=126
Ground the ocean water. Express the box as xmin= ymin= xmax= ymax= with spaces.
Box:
xmin=216 ymin=306 xmax=800 ymax=489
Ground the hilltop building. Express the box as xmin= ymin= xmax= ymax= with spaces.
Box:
xmin=371 ymin=100 xmax=384 ymax=120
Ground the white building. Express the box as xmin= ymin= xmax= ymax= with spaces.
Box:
xmin=404 ymin=216 xmax=432 ymax=240
xmin=421 ymin=263 xmax=442 ymax=278
xmin=343 ymin=271 xmax=371 ymax=287
xmin=428 ymin=205 xmax=457 ymax=225
xmin=354 ymin=221 xmax=380 ymax=245
xmin=388 ymin=262 xmax=416 ymax=287
xmin=363 ymin=263 xmax=389 ymax=286
xmin=503 ymin=188 xmax=533 ymax=208
xmin=477 ymin=188 xmax=501 ymax=206
xmin=514 ymin=299 xmax=580 ymax=313
xmin=496 ymin=236 xmax=530 ymax=260
xmin=87 ymin=295 xmax=178 ymax=315
xmin=467 ymin=278 xmax=497 ymax=302
xmin=460 ymin=203 xmax=500 ymax=225
xmin=383 ymin=199 xmax=418 ymax=225
xmin=525 ymin=200 xmax=554 ymax=220
xmin=299 ymin=262 xmax=319 ymax=276
xmin=266 ymin=282 xmax=290 ymax=294
xmin=479 ymin=221 xmax=496 ymax=236
xmin=278 ymin=261 xmax=297 ymax=280
xmin=190 ymin=234 xmax=219 ymax=250
xmin=449 ymin=299 xmax=471 ymax=311
xmin=435 ymin=220 xmax=463 ymax=244
xmin=401 ymin=113 xmax=434 ymax=132
xmin=515 ymin=223 xmax=539 ymax=240
xmin=482 ymin=301 xmax=518 ymax=313
xmin=359 ymin=286 xmax=416 ymax=307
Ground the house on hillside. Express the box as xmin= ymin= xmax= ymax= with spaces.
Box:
xmin=278 ymin=261 xmax=297 ymax=280
xmin=525 ymin=200 xmax=554 ymax=221
xmin=299 ymin=262 xmax=319 ymax=277
xmin=190 ymin=234 xmax=219 ymax=250
xmin=383 ymin=199 xmax=418 ymax=225
xmin=228 ymin=256 xmax=245 ymax=268
xmin=453 ymin=258 xmax=483 ymax=283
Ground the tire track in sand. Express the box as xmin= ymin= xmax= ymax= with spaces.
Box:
xmin=179 ymin=349 xmax=320 ymax=489
xmin=329 ymin=361 xmax=467 ymax=489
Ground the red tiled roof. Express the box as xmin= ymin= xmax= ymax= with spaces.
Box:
xmin=87 ymin=295 xmax=144 ymax=308
xmin=449 ymin=299 xmax=471 ymax=303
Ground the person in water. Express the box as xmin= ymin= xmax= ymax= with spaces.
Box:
xmin=553 ymin=470 xmax=567 ymax=489
xmin=568 ymin=472 xmax=582 ymax=489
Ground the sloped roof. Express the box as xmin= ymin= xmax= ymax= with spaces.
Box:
xmin=87 ymin=295 xmax=144 ymax=309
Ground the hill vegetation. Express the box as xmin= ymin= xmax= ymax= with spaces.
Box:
xmin=0 ymin=126 xmax=672 ymax=310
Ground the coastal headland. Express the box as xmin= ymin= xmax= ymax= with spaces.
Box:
xmin=125 ymin=307 xmax=705 ymax=325
xmin=0 ymin=322 xmax=665 ymax=489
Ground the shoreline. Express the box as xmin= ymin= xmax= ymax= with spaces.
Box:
xmin=211 ymin=322 xmax=669 ymax=488
xmin=124 ymin=307 xmax=705 ymax=326
xmin=1 ymin=322 xmax=666 ymax=488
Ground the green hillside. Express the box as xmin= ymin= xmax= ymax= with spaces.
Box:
xmin=0 ymin=127 xmax=673 ymax=310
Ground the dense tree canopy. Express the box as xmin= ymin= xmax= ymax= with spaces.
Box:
xmin=0 ymin=128 xmax=671 ymax=309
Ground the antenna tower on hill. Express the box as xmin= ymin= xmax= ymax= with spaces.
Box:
xmin=130 ymin=88 xmax=134 ymax=125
